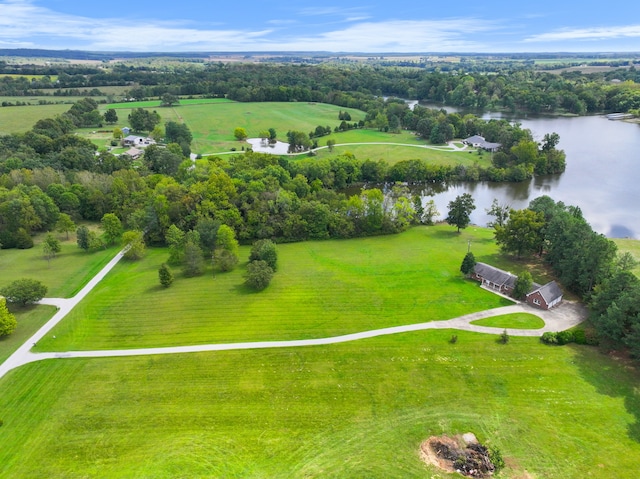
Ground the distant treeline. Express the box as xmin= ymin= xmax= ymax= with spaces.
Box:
xmin=1 ymin=61 xmax=640 ymax=114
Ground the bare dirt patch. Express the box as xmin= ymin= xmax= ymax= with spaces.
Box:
xmin=420 ymin=433 xmax=498 ymax=478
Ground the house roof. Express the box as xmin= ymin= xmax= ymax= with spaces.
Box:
xmin=527 ymin=281 xmax=563 ymax=304
xmin=463 ymin=135 xmax=501 ymax=150
xmin=123 ymin=147 xmax=143 ymax=158
xmin=124 ymin=135 xmax=144 ymax=142
xmin=464 ymin=135 xmax=485 ymax=144
xmin=473 ymin=262 xmax=517 ymax=289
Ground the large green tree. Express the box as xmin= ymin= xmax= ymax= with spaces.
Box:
xmin=100 ymin=213 xmax=122 ymax=245
xmin=446 ymin=193 xmax=476 ymax=233
xmin=494 ymin=209 xmax=545 ymax=258
xmin=1 ymin=278 xmax=47 ymax=306
xmin=122 ymin=230 xmax=146 ymax=260
xmin=128 ymin=108 xmax=161 ymax=132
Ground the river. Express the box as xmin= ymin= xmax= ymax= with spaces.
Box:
xmin=408 ymin=104 xmax=640 ymax=239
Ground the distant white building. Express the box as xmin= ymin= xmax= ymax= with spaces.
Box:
xmin=463 ymin=135 xmax=501 ymax=152
xmin=122 ymin=135 xmax=155 ymax=148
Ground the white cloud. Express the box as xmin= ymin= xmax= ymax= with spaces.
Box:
xmin=264 ymin=19 xmax=496 ymax=52
xmin=0 ymin=1 xmax=497 ymax=52
xmin=524 ymin=25 xmax=640 ymax=42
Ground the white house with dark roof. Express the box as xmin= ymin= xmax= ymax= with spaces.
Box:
xmin=463 ymin=135 xmax=501 ymax=152
xmin=122 ymin=135 xmax=155 ymax=148
xmin=525 ymin=281 xmax=563 ymax=310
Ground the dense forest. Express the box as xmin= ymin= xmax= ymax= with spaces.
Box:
xmin=1 ymin=60 xmax=640 ymax=115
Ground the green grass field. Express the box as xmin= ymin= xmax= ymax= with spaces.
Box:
xmin=613 ymin=238 xmax=640 ymax=277
xmin=1 ymin=98 xmax=479 ymax=167
xmin=0 ymin=232 xmax=119 ymax=298
xmin=2 ymin=226 xmax=640 ymax=477
xmin=36 ymin=226 xmax=514 ymax=351
xmin=1 ymin=331 xmax=639 ymax=478
xmin=470 ymin=313 xmax=545 ymax=329
xmin=0 ymin=305 xmax=56 ymax=364
xmin=0 ymin=103 xmax=71 ymax=134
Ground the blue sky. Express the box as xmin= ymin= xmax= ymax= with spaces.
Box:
xmin=0 ymin=0 xmax=639 ymax=53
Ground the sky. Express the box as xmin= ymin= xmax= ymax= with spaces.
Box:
xmin=0 ymin=0 xmax=639 ymax=53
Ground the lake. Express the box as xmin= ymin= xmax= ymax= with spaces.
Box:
xmin=410 ymin=105 xmax=640 ymax=239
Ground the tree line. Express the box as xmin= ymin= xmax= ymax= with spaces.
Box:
xmin=1 ymin=61 xmax=639 ymax=115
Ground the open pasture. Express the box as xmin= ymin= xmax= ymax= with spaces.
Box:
xmin=0 ymin=103 xmax=71 ymax=134
xmin=36 ymin=226 xmax=514 ymax=352
xmin=1 ymin=330 xmax=639 ymax=478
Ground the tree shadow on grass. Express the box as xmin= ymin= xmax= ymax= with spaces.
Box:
xmin=571 ymin=344 xmax=640 ymax=443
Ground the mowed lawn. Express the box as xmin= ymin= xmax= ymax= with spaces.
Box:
xmin=613 ymin=238 xmax=640 ymax=277
xmin=0 ymin=233 xmax=120 ymax=298
xmin=0 ymin=305 xmax=56 ymax=364
xmin=1 ymin=331 xmax=640 ymax=478
xmin=36 ymin=226 xmax=513 ymax=351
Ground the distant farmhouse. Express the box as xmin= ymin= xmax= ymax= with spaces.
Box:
xmin=463 ymin=135 xmax=501 ymax=152
xmin=471 ymin=262 xmax=563 ymax=310
xmin=122 ymin=135 xmax=155 ymax=148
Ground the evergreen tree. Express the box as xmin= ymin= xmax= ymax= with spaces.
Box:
xmin=158 ymin=263 xmax=174 ymax=288
xmin=460 ymin=252 xmax=477 ymax=276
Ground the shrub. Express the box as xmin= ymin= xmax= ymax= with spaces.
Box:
xmin=449 ymin=334 xmax=458 ymax=344
xmin=572 ymin=328 xmax=587 ymax=345
xmin=556 ymin=330 xmax=575 ymax=345
xmin=541 ymin=332 xmax=558 ymax=344
xmin=488 ymin=446 xmax=505 ymax=472
xmin=499 ymin=329 xmax=510 ymax=344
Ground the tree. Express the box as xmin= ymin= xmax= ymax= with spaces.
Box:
xmin=486 ymin=198 xmax=510 ymax=228
xmin=100 ymin=213 xmax=122 ymax=245
xmin=165 ymin=121 xmax=192 ymax=146
xmin=42 ymin=233 xmax=61 ymax=265
xmin=327 ymin=139 xmax=336 ymax=152
xmin=113 ymin=127 xmax=123 ymax=139
xmin=423 ymin=199 xmax=440 ymax=226
xmin=122 ymin=230 xmax=145 ymax=260
xmin=249 ymin=239 xmax=278 ymax=270
xmin=183 ymin=241 xmax=205 ymax=277
xmin=513 ymin=271 xmax=533 ymax=299
xmin=245 ymin=260 xmax=274 ymax=291
xmin=160 ymin=93 xmax=179 ymax=107
xmin=56 ymin=213 xmax=76 ymax=240
xmin=1 ymin=278 xmax=48 ymax=306
xmin=0 ymin=297 xmax=17 ymax=337
xmin=104 ymin=109 xmax=118 ymax=124
xmin=158 ymin=263 xmax=174 ymax=288
xmin=234 ymin=127 xmax=248 ymax=141
xmin=494 ymin=209 xmax=545 ymax=258
xmin=460 ymin=252 xmax=476 ymax=276
xmin=446 ymin=193 xmax=475 ymax=232
xmin=76 ymin=225 xmax=91 ymax=251
xmin=214 ymin=224 xmax=239 ymax=272
xmin=128 ymin=108 xmax=161 ymax=132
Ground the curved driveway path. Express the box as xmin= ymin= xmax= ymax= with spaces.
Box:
xmin=0 ymin=246 xmax=587 ymax=380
